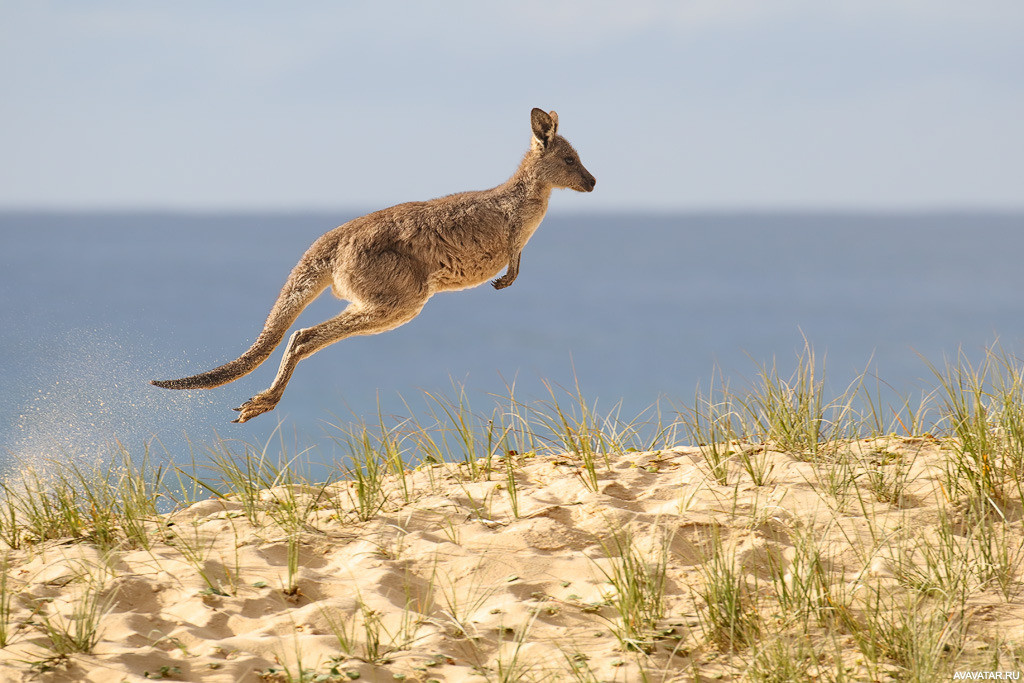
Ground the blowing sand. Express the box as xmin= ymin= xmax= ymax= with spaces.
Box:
xmin=0 ymin=438 xmax=1021 ymax=682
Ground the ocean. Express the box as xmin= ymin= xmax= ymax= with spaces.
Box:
xmin=2 ymin=210 xmax=1023 ymax=475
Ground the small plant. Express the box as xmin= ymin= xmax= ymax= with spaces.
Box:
xmin=697 ymin=526 xmax=761 ymax=650
xmin=562 ymin=650 xmax=600 ymax=682
xmin=2 ymin=465 xmax=86 ymax=546
xmin=746 ymin=635 xmax=818 ymax=682
xmin=968 ymin=509 xmax=1024 ymax=600
xmin=0 ymin=441 xmax=172 ymax=555
xmin=357 ymin=603 xmax=396 ymax=665
xmin=283 ymin=532 xmax=301 ymax=599
xmin=165 ymin=520 xmax=234 ymax=597
xmin=109 ymin=444 xmax=167 ymax=549
xmin=532 ymin=380 xmax=633 ymax=491
xmin=434 ymin=560 xmax=498 ymax=640
xmin=181 ymin=430 xmax=332 ymax=533
xmin=38 ymin=444 xmax=168 ymax=551
xmin=740 ymin=341 xmax=862 ymax=458
xmin=593 ymin=526 xmax=671 ymax=652
xmin=503 ymin=454 xmax=521 ymax=519
xmin=890 ymin=506 xmax=975 ymax=603
xmin=319 ymin=603 xmax=357 ymax=658
xmin=812 ymin=449 xmax=859 ymax=512
xmin=322 ymin=595 xmax=420 ymax=666
xmin=338 ymin=429 xmax=389 ymax=522
xmin=493 ymin=608 xmax=541 ymax=683
xmin=38 ymin=570 xmax=116 ymax=655
xmin=735 ymin=442 xmax=775 ymax=487
xmin=858 ymin=373 xmax=934 ymax=438
xmin=327 ymin=406 xmax=416 ymax=504
xmin=926 ymin=345 xmax=1024 ymax=513
xmin=744 ymin=344 xmax=829 ymax=455
xmin=859 ymin=447 xmax=916 ymax=506
xmin=857 ymin=593 xmax=967 ymax=681
xmin=766 ymin=522 xmax=854 ymax=634
xmin=261 ymin=626 xmax=364 ymax=682
xmin=186 ymin=436 xmax=277 ymax=525
xmin=0 ymin=553 xmax=14 ymax=647
xmin=0 ymin=486 xmax=22 ymax=550
xmin=687 ymin=382 xmax=737 ymax=485
xmin=404 ymin=387 xmax=510 ymax=481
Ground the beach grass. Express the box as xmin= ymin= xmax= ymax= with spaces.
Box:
xmin=0 ymin=344 xmax=1021 ymax=680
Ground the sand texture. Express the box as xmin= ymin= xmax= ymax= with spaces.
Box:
xmin=0 ymin=438 xmax=1022 ymax=682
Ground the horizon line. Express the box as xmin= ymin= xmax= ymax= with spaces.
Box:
xmin=1 ymin=204 xmax=1023 ymax=217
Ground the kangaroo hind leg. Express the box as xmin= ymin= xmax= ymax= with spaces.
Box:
xmin=231 ymin=298 xmax=427 ymax=423
xmin=231 ymin=247 xmax=431 ymax=423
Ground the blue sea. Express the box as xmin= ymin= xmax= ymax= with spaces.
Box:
xmin=2 ymin=210 xmax=1023 ymax=475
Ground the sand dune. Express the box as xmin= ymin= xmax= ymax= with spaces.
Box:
xmin=0 ymin=437 xmax=1021 ymax=681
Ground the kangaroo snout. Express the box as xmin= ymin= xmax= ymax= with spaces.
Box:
xmin=574 ymin=172 xmax=596 ymax=193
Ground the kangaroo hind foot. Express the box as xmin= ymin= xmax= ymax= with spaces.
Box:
xmin=232 ymin=394 xmax=280 ymax=423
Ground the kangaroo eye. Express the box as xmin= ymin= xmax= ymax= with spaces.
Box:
xmin=564 ymin=156 xmax=576 ymax=165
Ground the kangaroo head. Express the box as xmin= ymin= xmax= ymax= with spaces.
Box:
xmin=530 ymin=108 xmax=596 ymax=193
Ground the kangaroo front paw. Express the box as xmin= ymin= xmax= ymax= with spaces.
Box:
xmin=231 ymin=394 xmax=280 ymax=423
xmin=491 ymin=276 xmax=513 ymax=290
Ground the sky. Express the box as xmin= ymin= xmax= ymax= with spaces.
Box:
xmin=1 ymin=1 xmax=1022 ymax=212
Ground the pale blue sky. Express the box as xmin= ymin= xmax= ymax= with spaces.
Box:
xmin=1 ymin=1 xmax=1022 ymax=211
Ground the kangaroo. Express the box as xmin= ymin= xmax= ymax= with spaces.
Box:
xmin=151 ymin=108 xmax=596 ymax=423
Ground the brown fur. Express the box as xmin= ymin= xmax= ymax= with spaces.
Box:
xmin=151 ymin=108 xmax=596 ymax=422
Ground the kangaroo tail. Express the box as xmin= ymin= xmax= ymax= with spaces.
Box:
xmin=151 ymin=256 xmax=332 ymax=391
xmin=150 ymin=333 xmax=280 ymax=389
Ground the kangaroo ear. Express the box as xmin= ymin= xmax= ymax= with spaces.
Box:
xmin=531 ymin=108 xmax=557 ymax=148
xmin=548 ymin=110 xmax=559 ymax=134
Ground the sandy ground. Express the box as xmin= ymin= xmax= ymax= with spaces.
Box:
xmin=0 ymin=438 xmax=1021 ymax=682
